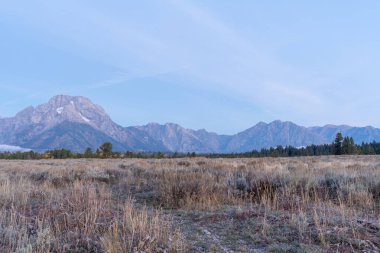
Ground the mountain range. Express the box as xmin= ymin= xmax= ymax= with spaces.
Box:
xmin=1 ymin=95 xmax=380 ymax=153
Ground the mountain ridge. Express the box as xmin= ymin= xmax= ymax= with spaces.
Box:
xmin=1 ymin=95 xmax=380 ymax=153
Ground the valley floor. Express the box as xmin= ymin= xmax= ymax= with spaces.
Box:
xmin=0 ymin=156 xmax=379 ymax=252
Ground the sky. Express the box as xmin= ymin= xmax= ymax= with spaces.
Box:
xmin=0 ymin=1 xmax=379 ymax=134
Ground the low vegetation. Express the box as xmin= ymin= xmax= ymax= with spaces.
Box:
xmin=0 ymin=156 xmax=378 ymax=252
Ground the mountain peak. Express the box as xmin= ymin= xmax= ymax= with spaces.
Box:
xmin=30 ymin=95 xmax=106 ymax=125
xmin=3 ymin=95 xmax=116 ymax=139
xmin=269 ymin=120 xmax=296 ymax=126
xmin=47 ymin=95 xmax=105 ymax=113
xmin=48 ymin=94 xmax=76 ymax=104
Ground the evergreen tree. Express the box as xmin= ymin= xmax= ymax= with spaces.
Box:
xmin=342 ymin=136 xmax=356 ymax=154
xmin=84 ymin=147 xmax=93 ymax=158
xmin=348 ymin=137 xmax=356 ymax=154
xmin=333 ymin=132 xmax=343 ymax=155
xmin=99 ymin=142 xmax=113 ymax=158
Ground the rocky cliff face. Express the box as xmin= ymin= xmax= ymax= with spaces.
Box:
xmin=224 ymin=121 xmax=327 ymax=152
xmin=1 ymin=95 xmax=380 ymax=153
xmin=136 ymin=123 xmax=228 ymax=153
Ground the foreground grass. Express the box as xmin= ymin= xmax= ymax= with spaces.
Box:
xmin=0 ymin=156 xmax=378 ymax=252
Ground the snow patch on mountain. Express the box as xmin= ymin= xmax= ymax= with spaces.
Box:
xmin=56 ymin=107 xmax=64 ymax=114
xmin=78 ymin=112 xmax=90 ymax=123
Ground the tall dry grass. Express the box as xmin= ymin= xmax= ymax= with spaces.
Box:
xmin=0 ymin=156 xmax=378 ymax=252
xmin=0 ymin=160 xmax=185 ymax=252
xmin=119 ymin=156 xmax=379 ymax=251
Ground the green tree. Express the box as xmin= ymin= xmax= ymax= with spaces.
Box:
xmin=333 ymin=132 xmax=343 ymax=155
xmin=349 ymin=137 xmax=356 ymax=154
xmin=341 ymin=136 xmax=356 ymax=155
xmin=98 ymin=142 xmax=113 ymax=158
xmin=362 ymin=143 xmax=376 ymax=155
xmin=84 ymin=147 xmax=93 ymax=158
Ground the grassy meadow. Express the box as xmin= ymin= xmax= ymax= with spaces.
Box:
xmin=0 ymin=156 xmax=378 ymax=252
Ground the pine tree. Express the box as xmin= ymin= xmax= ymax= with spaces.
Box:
xmin=99 ymin=142 xmax=113 ymax=158
xmin=334 ymin=132 xmax=343 ymax=155
xmin=349 ymin=137 xmax=356 ymax=154
xmin=84 ymin=147 xmax=93 ymax=158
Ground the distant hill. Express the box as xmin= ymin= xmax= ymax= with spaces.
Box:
xmin=1 ymin=95 xmax=380 ymax=153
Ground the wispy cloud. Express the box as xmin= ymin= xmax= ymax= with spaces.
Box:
xmin=15 ymin=0 xmax=326 ymax=119
xmin=163 ymin=0 xmax=326 ymax=116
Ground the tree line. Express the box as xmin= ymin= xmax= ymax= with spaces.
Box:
xmin=209 ymin=133 xmax=380 ymax=158
xmin=0 ymin=142 xmax=169 ymax=160
xmin=1 ymin=133 xmax=380 ymax=159
xmin=0 ymin=142 xmax=114 ymax=160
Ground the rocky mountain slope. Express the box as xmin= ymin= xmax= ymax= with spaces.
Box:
xmin=1 ymin=95 xmax=380 ymax=153
xmin=0 ymin=95 xmax=165 ymax=152
xmin=224 ymin=121 xmax=326 ymax=153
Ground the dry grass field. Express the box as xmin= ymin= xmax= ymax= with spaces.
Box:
xmin=0 ymin=156 xmax=378 ymax=252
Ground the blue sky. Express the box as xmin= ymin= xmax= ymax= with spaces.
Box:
xmin=0 ymin=1 xmax=379 ymax=134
